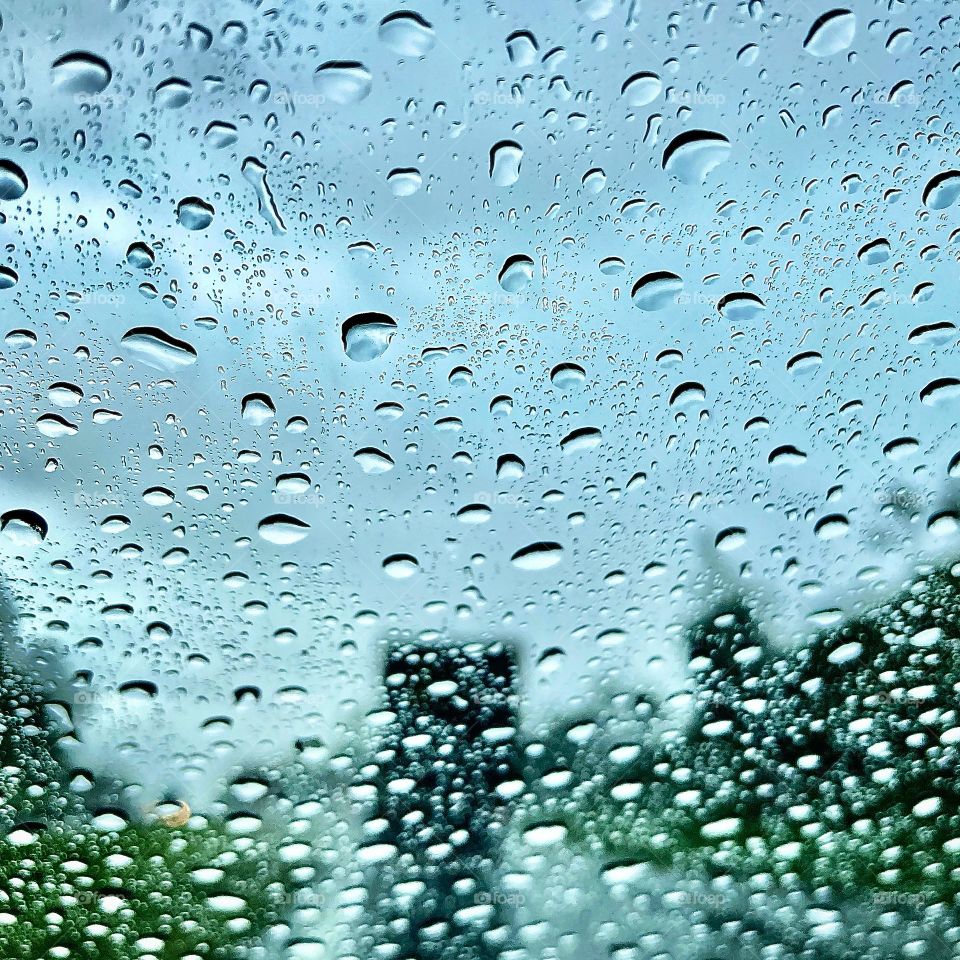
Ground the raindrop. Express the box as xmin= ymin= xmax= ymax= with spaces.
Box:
xmin=177 ymin=197 xmax=215 ymax=230
xmin=631 ymin=271 xmax=683 ymax=311
xmin=768 ymin=444 xmax=808 ymax=466
xmin=258 ymin=514 xmax=311 ymax=545
xmin=857 ymin=238 xmax=890 ymax=264
xmin=342 ymin=312 xmax=398 ymax=361
xmin=662 ymin=130 xmax=731 ymax=184
xmin=511 ymin=541 xmax=564 ymax=571
xmin=489 ymin=140 xmax=523 ymax=187
xmin=354 ymin=447 xmax=395 ymax=473
xmin=621 ymin=71 xmax=662 ymax=106
xmin=0 ymin=508 xmax=48 ymax=545
xmin=205 ymin=121 xmax=238 ymax=148
xmin=383 ymin=553 xmax=419 ymax=578
xmin=0 ymin=159 xmax=28 ymax=201
xmin=50 ymin=51 xmax=112 ymax=94
xmin=550 ymin=362 xmax=586 ymax=389
xmin=815 ymin=513 xmax=849 ymax=539
xmin=457 ymin=503 xmax=492 ymax=524
xmin=498 ymin=254 xmax=534 ymax=292
xmin=669 ymin=381 xmax=707 ymax=407
xmin=378 ymin=11 xmax=435 ymax=56
xmin=241 ymin=157 xmax=286 ymax=235
xmin=241 ymin=393 xmax=276 ymax=425
xmin=803 ymin=9 xmax=856 ymax=57
xmin=37 ymin=414 xmax=78 ymax=438
xmin=314 ymin=61 xmax=373 ymax=105
xmin=154 ymin=77 xmax=192 ymax=108
xmin=560 ymin=426 xmax=602 ymax=454
xmin=121 ymin=326 xmax=197 ymax=369
xmin=922 ymin=171 xmax=960 ymax=210
xmin=715 ymin=526 xmax=747 ymax=551
xmin=48 ymin=382 xmax=83 ymax=406
xmin=506 ymin=30 xmax=538 ymax=66
xmin=920 ymin=377 xmax=960 ymax=406
xmin=386 ymin=167 xmax=422 ymax=197
xmin=717 ymin=291 xmax=765 ymax=320
xmin=126 ymin=242 xmax=155 ymax=269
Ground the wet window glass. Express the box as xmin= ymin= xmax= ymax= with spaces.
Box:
xmin=2 ymin=2 xmax=960 ymax=958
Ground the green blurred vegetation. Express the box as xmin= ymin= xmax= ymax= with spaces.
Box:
xmin=0 ymin=607 xmax=291 ymax=959
xmin=531 ymin=560 xmax=960 ymax=909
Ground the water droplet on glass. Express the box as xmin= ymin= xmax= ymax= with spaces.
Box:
xmin=489 ymin=140 xmax=523 ymax=187
xmin=0 ymin=159 xmax=28 ymax=201
xmin=314 ymin=61 xmax=373 ymax=105
xmin=378 ymin=11 xmax=435 ymax=56
xmin=510 ymin=541 xmax=563 ymax=570
xmin=50 ymin=51 xmax=112 ymax=94
xmin=0 ymin=508 xmax=48 ymax=546
xmin=498 ymin=254 xmax=534 ymax=292
xmin=803 ymin=9 xmax=856 ymax=57
xmin=342 ymin=312 xmax=398 ymax=361
xmin=121 ymin=326 xmax=197 ymax=369
xmin=176 ymin=197 xmax=215 ymax=230
xmin=258 ymin=514 xmax=311 ymax=545
xmin=631 ymin=271 xmax=683 ymax=311
xmin=662 ymin=130 xmax=731 ymax=184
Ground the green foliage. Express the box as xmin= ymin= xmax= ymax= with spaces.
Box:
xmin=554 ymin=561 xmax=960 ymax=909
xmin=0 ymin=640 xmax=290 ymax=958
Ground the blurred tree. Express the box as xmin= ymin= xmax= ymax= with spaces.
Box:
xmin=357 ymin=640 xmax=520 ymax=960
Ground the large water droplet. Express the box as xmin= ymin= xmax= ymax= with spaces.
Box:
xmin=378 ymin=11 xmax=435 ymax=56
xmin=177 ymin=197 xmax=215 ymax=230
xmin=498 ymin=254 xmax=535 ymax=292
xmin=0 ymin=508 xmax=48 ymax=546
xmin=51 ymin=51 xmax=112 ymax=94
xmin=342 ymin=312 xmax=398 ymax=361
xmin=621 ymin=71 xmax=662 ymax=106
xmin=154 ymin=77 xmax=193 ymax=108
xmin=354 ymin=447 xmax=395 ymax=473
xmin=314 ymin=61 xmax=373 ymax=105
xmin=803 ymin=9 xmax=856 ymax=57
xmin=922 ymin=171 xmax=960 ymax=210
xmin=489 ymin=140 xmax=523 ymax=187
xmin=383 ymin=553 xmax=419 ymax=578
xmin=717 ymin=291 xmax=765 ymax=321
xmin=258 ymin=514 xmax=311 ymax=545
xmin=241 ymin=393 xmax=276 ymax=425
xmin=662 ymin=130 xmax=731 ymax=184
xmin=121 ymin=327 xmax=197 ymax=369
xmin=631 ymin=271 xmax=683 ymax=311
xmin=511 ymin=541 xmax=564 ymax=571
xmin=506 ymin=30 xmax=538 ymax=66
xmin=0 ymin=159 xmax=28 ymax=201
